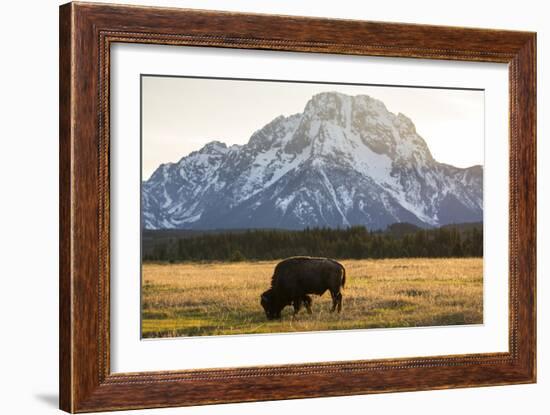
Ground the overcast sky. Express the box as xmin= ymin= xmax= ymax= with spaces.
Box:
xmin=142 ymin=76 xmax=484 ymax=179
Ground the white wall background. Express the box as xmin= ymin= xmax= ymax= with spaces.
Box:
xmin=0 ymin=1 xmax=546 ymax=414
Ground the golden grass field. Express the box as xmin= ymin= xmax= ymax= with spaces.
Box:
xmin=141 ymin=258 xmax=482 ymax=338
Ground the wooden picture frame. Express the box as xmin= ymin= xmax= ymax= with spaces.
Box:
xmin=59 ymin=2 xmax=536 ymax=412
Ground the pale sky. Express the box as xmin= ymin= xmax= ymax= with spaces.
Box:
xmin=142 ymin=76 xmax=484 ymax=179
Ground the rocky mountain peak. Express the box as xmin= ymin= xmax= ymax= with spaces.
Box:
xmin=197 ymin=140 xmax=229 ymax=155
xmin=303 ymin=92 xmax=387 ymax=126
xmin=142 ymin=92 xmax=482 ymax=231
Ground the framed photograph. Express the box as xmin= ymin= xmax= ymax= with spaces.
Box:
xmin=59 ymin=2 xmax=536 ymax=412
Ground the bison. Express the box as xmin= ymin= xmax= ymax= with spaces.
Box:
xmin=260 ymin=256 xmax=346 ymax=320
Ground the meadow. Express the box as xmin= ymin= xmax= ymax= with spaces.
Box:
xmin=141 ymin=258 xmax=483 ymax=338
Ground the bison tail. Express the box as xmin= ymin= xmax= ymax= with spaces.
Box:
xmin=341 ymin=264 xmax=346 ymax=288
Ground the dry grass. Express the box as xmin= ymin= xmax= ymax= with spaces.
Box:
xmin=141 ymin=258 xmax=482 ymax=338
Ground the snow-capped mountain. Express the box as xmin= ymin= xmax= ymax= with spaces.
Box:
xmin=142 ymin=92 xmax=482 ymax=230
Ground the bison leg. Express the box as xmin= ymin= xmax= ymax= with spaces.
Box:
xmin=292 ymin=298 xmax=303 ymax=316
xmin=303 ymin=295 xmax=313 ymax=314
xmin=330 ymin=291 xmax=343 ymax=313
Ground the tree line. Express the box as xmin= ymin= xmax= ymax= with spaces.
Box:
xmin=142 ymin=223 xmax=483 ymax=263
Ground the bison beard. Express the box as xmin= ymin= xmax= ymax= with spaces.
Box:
xmin=260 ymin=257 xmax=346 ymax=320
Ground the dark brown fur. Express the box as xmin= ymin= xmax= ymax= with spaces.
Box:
xmin=261 ymin=257 xmax=346 ymax=319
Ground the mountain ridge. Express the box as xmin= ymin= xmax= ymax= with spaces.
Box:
xmin=142 ymin=91 xmax=482 ymax=230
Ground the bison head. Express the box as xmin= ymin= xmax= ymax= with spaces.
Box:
xmin=260 ymin=289 xmax=283 ymax=320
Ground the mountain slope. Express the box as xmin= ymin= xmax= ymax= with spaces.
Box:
xmin=142 ymin=92 xmax=482 ymax=230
